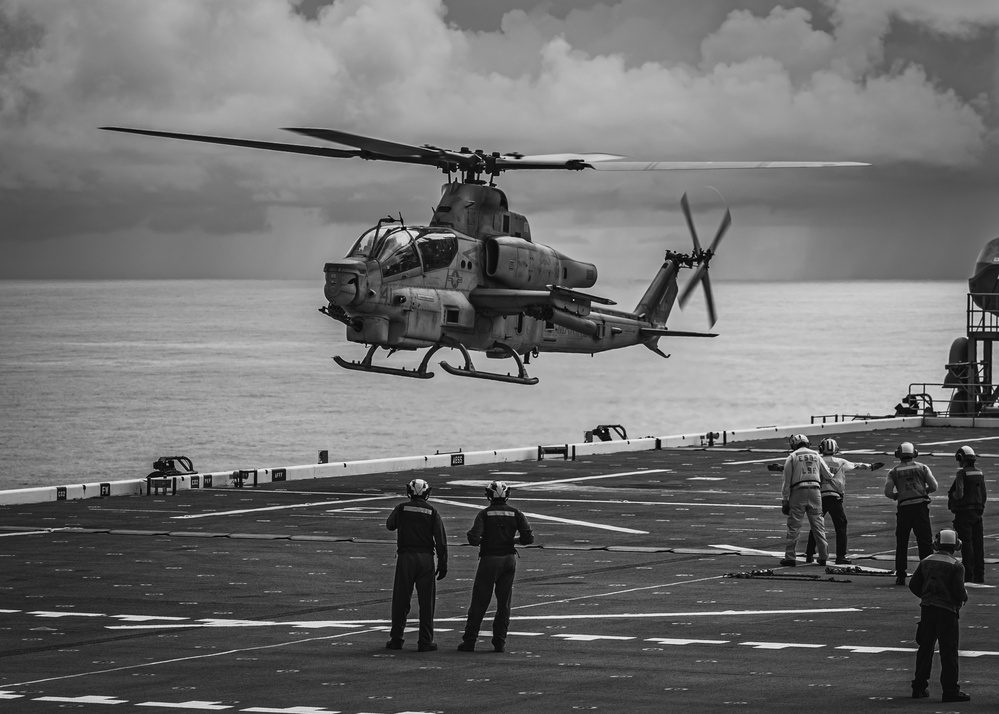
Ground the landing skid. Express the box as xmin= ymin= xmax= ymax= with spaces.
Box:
xmin=333 ymin=344 xmax=438 ymax=379
xmin=440 ymin=342 xmax=539 ymax=386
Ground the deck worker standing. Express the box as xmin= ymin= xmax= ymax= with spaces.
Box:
xmin=908 ymin=529 xmax=970 ymax=703
xmin=948 ymin=445 xmax=988 ymax=584
xmin=779 ymin=434 xmax=834 ymax=567
xmin=884 ymin=442 xmax=938 ymax=586
xmin=457 ymin=480 xmax=533 ymax=653
xmin=805 ymin=438 xmax=884 ymax=565
xmin=385 ymin=478 xmax=448 ymax=652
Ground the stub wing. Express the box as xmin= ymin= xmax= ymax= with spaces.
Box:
xmin=469 ymin=286 xmax=616 ymax=316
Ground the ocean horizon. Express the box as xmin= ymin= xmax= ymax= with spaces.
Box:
xmin=0 ymin=278 xmax=968 ymax=490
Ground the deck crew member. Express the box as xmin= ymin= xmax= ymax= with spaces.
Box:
xmin=780 ymin=434 xmax=834 ymax=566
xmin=884 ymin=442 xmax=938 ymax=586
xmin=908 ymin=529 xmax=970 ymax=703
xmin=385 ymin=478 xmax=448 ymax=652
xmin=457 ymin=480 xmax=533 ymax=653
xmin=948 ymin=445 xmax=988 ymax=584
xmin=805 ymin=438 xmax=884 ymax=565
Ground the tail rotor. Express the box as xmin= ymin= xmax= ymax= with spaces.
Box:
xmin=677 ymin=191 xmax=731 ymax=327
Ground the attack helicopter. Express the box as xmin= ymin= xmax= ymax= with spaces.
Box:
xmin=102 ymin=126 xmax=865 ymax=385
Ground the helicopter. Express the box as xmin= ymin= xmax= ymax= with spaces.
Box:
xmin=101 ymin=126 xmax=866 ymax=385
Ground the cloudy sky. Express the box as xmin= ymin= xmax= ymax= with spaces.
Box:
xmin=1 ymin=0 xmax=997 ymax=281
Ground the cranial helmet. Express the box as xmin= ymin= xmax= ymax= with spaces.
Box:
xmin=819 ymin=438 xmax=839 ymax=456
xmin=788 ymin=434 xmax=810 ymax=450
xmin=955 ymin=445 xmax=977 ymax=465
xmin=486 ymin=480 xmax=510 ymax=501
xmin=934 ymin=529 xmax=963 ymax=551
xmin=895 ymin=442 xmax=918 ymax=459
xmin=407 ymin=478 xmax=432 ymax=499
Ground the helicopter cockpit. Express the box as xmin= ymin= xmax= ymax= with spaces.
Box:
xmin=347 ymin=225 xmax=459 ymax=278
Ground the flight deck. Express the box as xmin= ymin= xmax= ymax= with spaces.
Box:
xmin=2 ymin=425 xmax=997 ymax=712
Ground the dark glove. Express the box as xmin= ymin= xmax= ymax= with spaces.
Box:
xmin=870 ymin=461 xmax=885 ymax=471
xmin=767 ymin=463 xmax=783 ymax=472
xmin=781 ymin=500 xmax=790 ymax=516
xmin=435 ymin=565 xmax=447 ymax=581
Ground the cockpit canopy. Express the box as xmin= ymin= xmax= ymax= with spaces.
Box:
xmin=347 ymin=225 xmax=459 ymax=277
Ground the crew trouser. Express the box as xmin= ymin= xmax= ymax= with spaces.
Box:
xmin=785 ymin=485 xmax=827 ymax=561
xmin=895 ymin=502 xmax=933 ymax=579
xmin=390 ymin=551 xmax=436 ymax=646
xmin=462 ymin=554 xmax=517 ymax=647
xmin=952 ymin=509 xmax=986 ymax=583
xmin=806 ymin=495 xmax=848 ymax=561
xmin=912 ymin=605 xmax=961 ymax=696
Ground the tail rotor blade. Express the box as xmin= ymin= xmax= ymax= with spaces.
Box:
xmin=678 ymin=263 xmax=707 ymax=308
xmin=708 ymin=208 xmax=731 ymax=253
xmin=680 ymin=192 xmax=702 ymax=253
xmin=702 ymin=272 xmax=717 ymax=327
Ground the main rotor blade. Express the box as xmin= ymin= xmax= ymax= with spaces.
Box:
xmin=283 ymin=127 xmax=462 ymax=162
xmin=495 ymin=153 xmax=625 ymax=171
xmin=590 ymin=160 xmax=869 ymax=171
xmin=101 ymin=127 xmax=361 ymax=159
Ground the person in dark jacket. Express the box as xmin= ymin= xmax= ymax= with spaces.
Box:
xmin=908 ymin=529 xmax=970 ymax=703
xmin=457 ymin=481 xmax=533 ymax=653
xmin=948 ymin=445 xmax=988 ymax=584
xmin=385 ymin=478 xmax=448 ymax=652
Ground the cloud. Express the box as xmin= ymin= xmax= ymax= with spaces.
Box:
xmin=0 ymin=0 xmax=997 ymax=278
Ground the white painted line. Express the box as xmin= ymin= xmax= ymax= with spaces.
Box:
xmin=646 ymin=638 xmax=730 ymax=646
xmin=709 ymin=544 xmax=784 ymax=557
xmin=0 ymin=530 xmax=57 ymax=537
xmin=28 ymin=611 xmax=105 ymax=618
xmin=0 ymin=691 xmax=25 ymax=700
xmin=432 ymin=498 xmax=648 ymax=534
xmin=7 ymin=628 xmax=384 ymax=687
xmin=506 ymin=608 xmax=859 ymax=621
xmin=172 ymin=495 xmax=397 ymax=520
xmin=517 ymin=469 xmax=671 ymax=489
xmin=513 ymin=497 xmax=774 ymax=509
xmin=836 ymin=646 xmax=916 ymax=654
xmin=920 ymin=435 xmax=999 ymax=446
xmin=553 ymin=634 xmax=636 ymax=642
xmin=34 ymin=695 xmax=127 ymax=704
xmin=136 ymin=701 xmax=231 ymax=710
xmin=740 ymin=642 xmax=826 ymax=650
xmin=240 ymin=707 xmax=344 ymax=714
xmin=687 ymin=477 xmax=725 ymax=481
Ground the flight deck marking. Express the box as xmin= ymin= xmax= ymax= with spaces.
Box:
xmin=432 ymin=498 xmax=648 ymax=534
xmin=172 ymin=495 xmax=396 ymax=520
xmin=6 ymin=627 xmax=384 ymax=687
xmin=512 ymin=497 xmax=773 ymax=509
xmin=919 ymin=435 xmax=999 ymax=446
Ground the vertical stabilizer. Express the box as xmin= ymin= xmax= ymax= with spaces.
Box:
xmin=634 ymin=261 xmax=680 ymax=328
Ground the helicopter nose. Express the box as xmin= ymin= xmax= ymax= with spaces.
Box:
xmin=324 ymin=261 xmax=367 ymax=307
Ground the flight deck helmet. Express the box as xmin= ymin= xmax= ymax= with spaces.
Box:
xmin=895 ymin=442 xmax=918 ymax=460
xmin=933 ymin=528 xmax=963 ymax=552
xmin=819 ymin=438 xmax=839 ymax=456
xmin=788 ymin=434 xmax=810 ymax=450
xmin=407 ymin=478 xmax=432 ymax=499
xmin=486 ymin=480 xmax=510 ymax=502
xmin=956 ymin=445 xmax=977 ymax=466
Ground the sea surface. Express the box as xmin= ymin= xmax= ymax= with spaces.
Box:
xmin=0 ymin=279 xmax=967 ymax=489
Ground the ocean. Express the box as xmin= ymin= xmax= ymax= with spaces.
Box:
xmin=0 ymin=279 xmax=967 ymax=489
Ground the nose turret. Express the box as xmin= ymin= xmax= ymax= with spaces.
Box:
xmin=324 ymin=259 xmax=368 ymax=307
